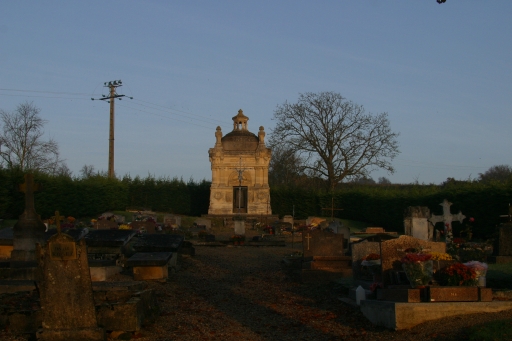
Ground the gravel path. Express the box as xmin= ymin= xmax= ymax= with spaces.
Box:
xmin=2 ymin=242 xmax=512 ymax=341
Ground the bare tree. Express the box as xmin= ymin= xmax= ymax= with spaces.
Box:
xmin=80 ymin=164 xmax=96 ymax=178
xmin=268 ymin=144 xmax=305 ymax=187
xmin=478 ymin=165 xmax=512 ymax=183
xmin=269 ymin=92 xmax=400 ymax=191
xmin=0 ymin=102 xmax=65 ymax=173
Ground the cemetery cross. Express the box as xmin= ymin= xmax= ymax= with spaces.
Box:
xmin=321 ymin=196 xmax=343 ymax=222
xmin=428 ymin=199 xmax=465 ymax=244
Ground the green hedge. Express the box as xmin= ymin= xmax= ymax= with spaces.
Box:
xmin=1 ymin=168 xmax=510 ymax=239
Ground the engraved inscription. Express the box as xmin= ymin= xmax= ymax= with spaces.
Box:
xmin=49 ymin=242 xmax=77 ymax=260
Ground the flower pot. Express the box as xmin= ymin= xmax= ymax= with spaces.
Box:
xmin=402 ymin=260 xmax=433 ymax=288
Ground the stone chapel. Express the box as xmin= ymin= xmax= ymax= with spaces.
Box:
xmin=208 ymin=109 xmax=272 ymax=216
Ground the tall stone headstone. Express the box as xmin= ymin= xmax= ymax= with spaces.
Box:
xmin=11 ymin=174 xmax=46 ymax=267
xmin=36 ymin=212 xmax=104 ymax=341
xmin=404 ymin=206 xmax=433 ymax=241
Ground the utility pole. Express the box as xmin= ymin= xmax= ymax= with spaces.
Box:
xmin=91 ymin=80 xmax=132 ymax=178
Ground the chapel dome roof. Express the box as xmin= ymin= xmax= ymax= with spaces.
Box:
xmin=221 ymin=109 xmax=259 ymax=151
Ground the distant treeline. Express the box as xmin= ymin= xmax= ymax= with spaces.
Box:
xmin=0 ymin=169 xmax=210 ymax=220
xmin=1 ymin=169 xmax=510 ymax=239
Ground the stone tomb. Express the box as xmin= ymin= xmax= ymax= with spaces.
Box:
xmin=36 ymin=228 xmax=104 ymax=340
xmin=129 ymin=234 xmax=184 ymax=271
xmin=301 ymin=230 xmax=351 ymax=283
xmin=380 ymin=235 xmax=445 ymax=287
xmin=404 ymin=206 xmax=434 ymax=241
xmin=85 ymin=229 xmax=137 ymax=281
xmin=126 ymin=252 xmax=174 ymax=281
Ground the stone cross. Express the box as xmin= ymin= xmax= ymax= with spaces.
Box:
xmin=428 ymin=199 xmax=465 ymax=243
xmin=321 ymin=197 xmax=343 ymax=221
xmin=19 ymin=173 xmax=40 ymax=213
xmin=54 ymin=211 xmax=62 ymax=234
xmin=11 ymin=173 xmax=46 ymax=265
xmin=305 ymin=233 xmax=312 ymax=251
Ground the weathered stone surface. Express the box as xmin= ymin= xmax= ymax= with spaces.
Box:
xmin=361 ymin=300 xmax=512 ymax=330
xmin=0 ymin=279 xmax=36 ymax=294
xmin=37 ymin=234 xmax=104 ymax=340
xmin=497 ymin=226 xmax=512 ymax=256
xmin=302 ymin=230 xmax=344 ymax=259
xmin=96 ymin=297 xmax=144 ymax=332
xmin=404 ymin=206 xmax=433 ymax=241
xmin=85 ymin=229 xmax=136 ymax=247
xmin=208 ymin=110 xmax=272 ymax=216
xmin=380 ymin=235 xmax=445 ymax=287
xmin=377 ymin=288 xmax=421 ymax=302
xmin=126 ymin=252 xmax=173 ymax=267
xmin=428 ymin=286 xmax=479 ymax=302
xmin=351 ymin=240 xmax=381 ymax=281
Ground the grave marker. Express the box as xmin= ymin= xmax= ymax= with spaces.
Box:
xmin=11 ymin=174 xmax=46 ymax=266
xmin=428 ymin=199 xmax=465 ymax=243
xmin=404 ymin=206 xmax=434 ymax=241
xmin=36 ymin=211 xmax=104 ymax=341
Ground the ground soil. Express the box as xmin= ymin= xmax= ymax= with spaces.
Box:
xmin=2 ymin=231 xmax=512 ymax=341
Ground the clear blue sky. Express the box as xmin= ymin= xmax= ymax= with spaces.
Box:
xmin=1 ymin=1 xmax=511 ymax=184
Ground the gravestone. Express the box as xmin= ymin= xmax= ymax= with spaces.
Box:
xmin=36 ymin=212 xmax=104 ymax=340
xmin=163 ymin=214 xmax=181 ymax=229
xmin=283 ymin=215 xmax=294 ymax=226
xmin=493 ymin=223 xmax=512 ymax=263
xmin=429 ymin=199 xmax=466 ymax=243
xmin=380 ymin=235 xmax=446 ymax=287
xmin=94 ymin=220 xmax=118 ymax=230
xmin=130 ymin=221 xmax=156 ymax=234
xmin=404 ymin=206 xmax=433 ymax=241
xmin=11 ymin=174 xmax=46 ymax=267
xmin=301 ymin=230 xmax=351 ymax=283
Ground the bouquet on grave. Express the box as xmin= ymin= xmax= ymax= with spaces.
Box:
xmin=401 ymin=253 xmax=433 ymax=288
xmin=435 ymin=262 xmax=477 ymax=286
xmin=463 ymin=261 xmax=488 ymax=284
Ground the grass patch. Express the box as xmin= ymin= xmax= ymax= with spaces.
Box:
xmin=468 ymin=319 xmax=512 ymax=341
xmin=487 ymin=263 xmax=512 ymax=289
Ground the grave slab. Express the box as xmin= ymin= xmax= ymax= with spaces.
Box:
xmin=428 ymin=286 xmax=479 ymax=302
xmin=361 ymin=300 xmax=512 ymax=330
xmin=377 ymin=288 xmax=421 ymax=303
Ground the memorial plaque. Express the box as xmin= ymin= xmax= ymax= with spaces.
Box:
xmin=428 ymin=287 xmax=479 ymax=302
xmin=49 ymin=241 xmax=77 ymax=260
xmin=479 ymin=287 xmax=493 ymax=302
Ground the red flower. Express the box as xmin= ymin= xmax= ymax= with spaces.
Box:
xmin=452 ymin=238 xmax=466 ymax=244
xmin=401 ymin=253 xmax=432 ymax=263
xmin=445 ymin=223 xmax=450 ymax=227
xmin=469 ymin=217 xmax=475 ymax=223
